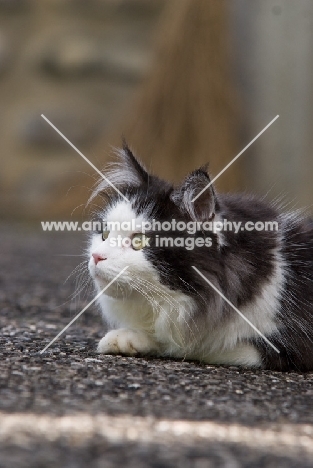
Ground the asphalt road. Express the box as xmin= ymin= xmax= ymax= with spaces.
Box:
xmin=1 ymin=224 xmax=313 ymax=468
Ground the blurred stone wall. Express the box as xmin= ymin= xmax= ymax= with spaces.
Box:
xmin=4 ymin=0 xmax=310 ymax=221
xmin=231 ymin=0 xmax=313 ymax=210
xmin=0 ymin=0 xmax=165 ymax=220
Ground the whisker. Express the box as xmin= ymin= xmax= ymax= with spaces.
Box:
xmin=55 ymin=254 xmax=86 ymax=257
xmin=136 ymin=276 xmax=201 ymax=348
xmin=130 ymin=280 xmax=183 ymax=350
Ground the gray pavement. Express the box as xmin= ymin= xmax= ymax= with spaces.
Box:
xmin=1 ymin=224 xmax=313 ymax=467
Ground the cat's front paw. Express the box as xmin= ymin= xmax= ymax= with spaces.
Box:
xmin=97 ymin=328 xmax=156 ymax=356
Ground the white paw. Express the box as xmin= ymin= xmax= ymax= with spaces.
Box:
xmin=97 ymin=328 xmax=156 ymax=356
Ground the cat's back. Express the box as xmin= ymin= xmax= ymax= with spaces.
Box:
xmin=219 ymin=192 xmax=279 ymax=222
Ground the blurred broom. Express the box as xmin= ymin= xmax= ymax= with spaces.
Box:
xmin=53 ymin=0 xmax=241 ymax=219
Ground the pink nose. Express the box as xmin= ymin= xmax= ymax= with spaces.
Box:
xmin=92 ymin=253 xmax=107 ymax=265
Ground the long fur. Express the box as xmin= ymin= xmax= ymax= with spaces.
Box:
xmin=87 ymin=145 xmax=313 ymax=371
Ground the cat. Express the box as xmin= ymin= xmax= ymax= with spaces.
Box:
xmin=88 ymin=143 xmax=313 ymax=371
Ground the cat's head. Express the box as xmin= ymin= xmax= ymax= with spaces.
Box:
xmin=88 ymin=144 xmax=221 ymax=299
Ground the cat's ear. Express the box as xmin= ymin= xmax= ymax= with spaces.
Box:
xmin=89 ymin=141 xmax=149 ymax=203
xmin=171 ymin=166 xmax=217 ymax=221
xmin=119 ymin=140 xmax=149 ymax=185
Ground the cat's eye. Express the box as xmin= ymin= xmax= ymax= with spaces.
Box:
xmin=102 ymin=230 xmax=109 ymax=241
xmin=132 ymin=233 xmax=148 ymax=251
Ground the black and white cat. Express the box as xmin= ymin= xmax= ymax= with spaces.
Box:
xmin=88 ymin=144 xmax=313 ymax=371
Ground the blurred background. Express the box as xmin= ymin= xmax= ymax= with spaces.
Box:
xmin=1 ymin=0 xmax=313 ymax=221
